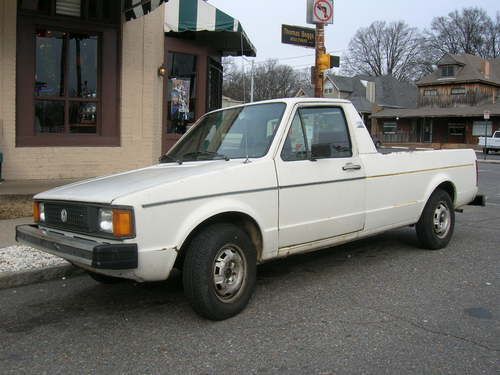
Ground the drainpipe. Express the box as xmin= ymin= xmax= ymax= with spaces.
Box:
xmin=0 ymin=151 xmax=3 ymax=181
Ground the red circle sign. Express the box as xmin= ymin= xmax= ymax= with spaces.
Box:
xmin=314 ymin=0 xmax=333 ymax=23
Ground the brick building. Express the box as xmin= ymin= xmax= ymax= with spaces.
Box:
xmin=0 ymin=0 xmax=255 ymax=180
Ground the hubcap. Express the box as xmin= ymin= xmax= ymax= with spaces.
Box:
xmin=433 ymin=202 xmax=451 ymax=238
xmin=213 ymin=246 xmax=246 ymax=302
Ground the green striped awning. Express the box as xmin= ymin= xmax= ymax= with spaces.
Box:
xmin=164 ymin=0 xmax=256 ymax=57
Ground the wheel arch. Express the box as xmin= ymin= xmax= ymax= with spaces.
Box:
xmin=175 ymin=211 xmax=264 ymax=268
xmin=419 ymin=178 xmax=456 ymax=218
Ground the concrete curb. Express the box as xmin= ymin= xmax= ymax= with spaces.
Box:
xmin=0 ymin=264 xmax=83 ymax=290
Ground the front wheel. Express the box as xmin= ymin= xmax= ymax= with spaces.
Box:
xmin=415 ymin=189 xmax=455 ymax=250
xmin=182 ymin=223 xmax=257 ymax=320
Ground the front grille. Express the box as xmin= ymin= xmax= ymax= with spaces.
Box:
xmin=44 ymin=203 xmax=94 ymax=233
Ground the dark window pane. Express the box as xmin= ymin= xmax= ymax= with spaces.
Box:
xmin=68 ymin=33 xmax=98 ymax=98
xmin=88 ymin=0 xmax=99 ymax=18
xmin=35 ymin=101 xmax=65 ymax=133
xmin=20 ymin=0 xmax=51 ymax=13
xmin=35 ymin=30 xmax=65 ymax=97
xmin=69 ymin=102 xmax=97 ymax=133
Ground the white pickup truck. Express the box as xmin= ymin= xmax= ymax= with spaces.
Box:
xmin=17 ymin=98 xmax=485 ymax=320
xmin=478 ymin=130 xmax=500 ymax=154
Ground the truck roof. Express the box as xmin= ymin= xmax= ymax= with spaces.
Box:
xmin=215 ymin=98 xmax=352 ymax=112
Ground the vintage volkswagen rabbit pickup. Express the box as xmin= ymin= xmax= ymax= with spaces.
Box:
xmin=16 ymin=98 xmax=485 ymax=320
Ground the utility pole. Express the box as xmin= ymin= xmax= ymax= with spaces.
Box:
xmin=314 ymin=23 xmax=325 ymax=98
xmin=250 ymin=60 xmax=255 ymax=102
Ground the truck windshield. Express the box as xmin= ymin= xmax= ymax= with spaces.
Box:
xmin=161 ymin=103 xmax=286 ymax=163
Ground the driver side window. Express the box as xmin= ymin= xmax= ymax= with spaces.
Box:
xmin=281 ymin=106 xmax=352 ymax=161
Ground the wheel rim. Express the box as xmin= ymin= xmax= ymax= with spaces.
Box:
xmin=213 ymin=245 xmax=246 ymax=302
xmin=433 ymin=202 xmax=451 ymax=238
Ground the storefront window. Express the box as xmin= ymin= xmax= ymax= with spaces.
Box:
xmin=35 ymin=29 xmax=99 ymax=134
xmin=17 ymin=0 xmax=121 ymax=146
xmin=166 ymin=52 xmax=197 ymax=134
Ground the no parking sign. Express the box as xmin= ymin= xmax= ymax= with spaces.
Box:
xmin=307 ymin=0 xmax=334 ymax=24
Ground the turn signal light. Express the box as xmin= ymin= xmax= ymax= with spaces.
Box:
xmin=33 ymin=202 xmax=40 ymax=223
xmin=112 ymin=209 xmax=134 ymax=237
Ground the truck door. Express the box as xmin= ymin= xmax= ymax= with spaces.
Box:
xmin=275 ymin=105 xmax=366 ymax=248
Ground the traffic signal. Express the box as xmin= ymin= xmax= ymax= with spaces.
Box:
xmin=318 ymin=54 xmax=340 ymax=72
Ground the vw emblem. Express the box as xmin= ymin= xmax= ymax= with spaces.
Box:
xmin=60 ymin=209 xmax=68 ymax=223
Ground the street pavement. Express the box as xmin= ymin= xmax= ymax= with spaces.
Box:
xmin=0 ymin=167 xmax=498 ymax=374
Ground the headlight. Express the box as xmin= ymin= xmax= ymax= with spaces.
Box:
xmin=98 ymin=208 xmax=113 ymax=233
xmin=98 ymin=208 xmax=134 ymax=238
xmin=33 ymin=202 xmax=45 ymax=223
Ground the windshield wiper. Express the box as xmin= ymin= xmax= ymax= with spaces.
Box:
xmin=181 ymin=151 xmax=230 ymax=161
xmin=159 ymin=154 xmax=183 ymax=164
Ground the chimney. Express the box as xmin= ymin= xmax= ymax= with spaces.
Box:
xmin=481 ymin=60 xmax=491 ymax=79
xmin=366 ymin=81 xmax=376 ymax=103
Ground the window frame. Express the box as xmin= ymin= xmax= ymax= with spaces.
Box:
xmin=450 ymin=87 xmax=466 ymax=95
xmin=441 ymin=65 xmax=455 ymax=77
xmin=423 ymin=89 xmax=437 ymax=97
xmin=16 ymin=5 xmax=121 ymax=147
xmin=280 ymin=105 xmax=353 ymax=162
xmin=34 ymin=28 xmax=102 ymax=135
xmin=448 ymin=123 xmax=465 ymax=136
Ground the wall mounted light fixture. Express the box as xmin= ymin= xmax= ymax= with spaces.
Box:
xmin=158 ymin=65 xmax=167 ymax=77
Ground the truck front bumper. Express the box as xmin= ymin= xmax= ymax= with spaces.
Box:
xmin=16 ymin=224 xmax=138 ymax=270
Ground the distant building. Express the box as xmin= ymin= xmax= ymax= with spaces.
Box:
xmin=372 ymin=54 xmax=500 ymax=145
xmin=323 ymin=74 xmax=418 ymax=134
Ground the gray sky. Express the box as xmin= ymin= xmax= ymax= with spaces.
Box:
xmin=209 ymin=0 xmax=499 ymax=71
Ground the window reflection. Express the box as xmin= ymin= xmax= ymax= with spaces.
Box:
xmin=35 ymin=30 xmax=65 ymax=97
xmin=35 ymin=101 xmax=65 ymax=133
xmin=69 ymin=102 xmax=97 ymax=133
xmin=68 ymin=33 xmax=98 ymax=98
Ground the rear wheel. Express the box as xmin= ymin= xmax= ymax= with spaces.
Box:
xmin=87 ymin=271 xmax=123 ymax=284
xmin=416 ymin=189 xmax=455 ymax=250
xmin=182 ymin=223 xmax=256 ymax=320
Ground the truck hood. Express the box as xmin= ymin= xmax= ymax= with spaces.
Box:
xmin=35 ymin=161 xmax=242 ymax=204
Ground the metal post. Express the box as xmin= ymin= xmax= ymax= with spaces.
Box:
xmin=314 ymin=23 xmax=325 ymax=98
xmin=484 ymin=122 xmax=488 ymax=160
xmin=250 ymin=60 xmax=255 ymax=103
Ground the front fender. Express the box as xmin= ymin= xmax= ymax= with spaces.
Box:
xmin=173 ymin=195 xmax=277 ymax=259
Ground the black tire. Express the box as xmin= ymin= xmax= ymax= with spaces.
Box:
xmin=182 ymin=223 xmax=257 ymax=320
xmin=87 ymin=271 xmax=124 ymax=284
xmin=416 ymin=189 xmax=455 ymax=250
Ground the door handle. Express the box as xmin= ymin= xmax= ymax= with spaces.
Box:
xmin=342 ymin=163 xmax=362 ymax=171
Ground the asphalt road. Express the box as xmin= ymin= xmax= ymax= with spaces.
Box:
xmin=1 ymin=168 xmax=499 ymax=374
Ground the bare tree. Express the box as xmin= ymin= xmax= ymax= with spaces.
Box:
xmin=426 ymin=8 xmax=499 ymax=58
xmin=222 ymin=58 xmax=308 ymax=102
xmin=344 ymin=21 xmax=425 ymax=81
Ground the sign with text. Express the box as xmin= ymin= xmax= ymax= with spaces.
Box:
xmin=307 ymin=0 xmax=334 ymax=24
xmin=281 ymin=24 xmax=316 ymax=48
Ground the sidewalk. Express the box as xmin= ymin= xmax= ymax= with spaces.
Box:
xmin=0 ymin=178 xmax=81 ymax=289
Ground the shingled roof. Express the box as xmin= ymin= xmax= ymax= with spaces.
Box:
xmin=325 ymin=74 xmax=418 ymax=111
xmin=417 ymin=53 xmax=500 ymax=87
